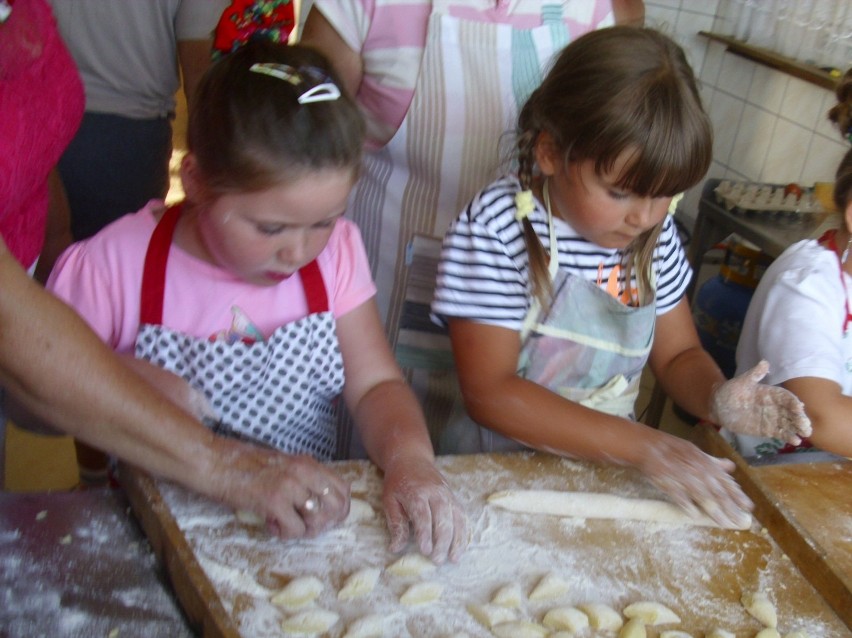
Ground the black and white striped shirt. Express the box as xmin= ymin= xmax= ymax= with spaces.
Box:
xmin=431 ymin=175 xmax=692 ymax=330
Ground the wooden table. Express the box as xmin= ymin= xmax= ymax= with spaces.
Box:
xmin=693 ymin=426 xmax=852 ymax=630
xmin=122 ymin=452 xmax=850 ymax=637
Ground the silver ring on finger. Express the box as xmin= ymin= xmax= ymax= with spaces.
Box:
xmin=303 ymin=495 xmax=319 ymax=513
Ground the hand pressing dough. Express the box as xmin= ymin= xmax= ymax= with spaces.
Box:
xmin=488 ymin=490 xmax=751 ymax=530
xmin=280 ymin=608 xmax=339 ymax=635
xmin=345 ymin=498 xmax=375 ymax=525
xmin=755 ymin=629 xmax=781 ymax=638
xmin=578 ymin=603 xmax=624 ymax=631
xmin=491 ymin=583 xmax=524 ymax=608
xmin=399 ymin=580 xmax=443 ymax=605
xmin=341 ymin=613 xmax=384 ymax=638
xmin=542 ymin=606 xmax=589 ymax=632
xmin=467 ymin=603 xmax=517 ymax=629
xmin=338 ymin=567 xmax=381 ymax=600
xmin=741 ymin=591 xmax=777 ymax=628
xmin=619 ymin=618 xmax=647 ymax=638
xmin=270 ymin=575 xmax=323 ymax=609
xmin=386 ymin=553 xmax=436 ymax=577
xmin=623 ymin=601 xmax=681 ymax=625
xmin=529 ymin=572 xmax=570 ymax=601
xmin=491 ymin=620 xmax=549 ymax=638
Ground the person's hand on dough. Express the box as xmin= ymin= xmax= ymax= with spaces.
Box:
xmin=709 ymin=360 xmax=812 ymax=445
xmin=381 ymin=455 xmax=469 ymax=564
xmin=213 ymin=440 xmax=351 ymax=539
xmin=639 ymin=433 xmax=753 ymax=529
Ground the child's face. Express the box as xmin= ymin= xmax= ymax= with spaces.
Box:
xmin=545 ymin=151 xmax=672 ymax=250
xmin=196 ymin=168 xmax=354 ymax=286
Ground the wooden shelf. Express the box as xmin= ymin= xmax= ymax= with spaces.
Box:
xmin=700 ymin=31 xmax=839 ymax=91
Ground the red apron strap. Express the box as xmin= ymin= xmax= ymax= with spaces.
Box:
xmin=299 ymin=259 xmax=329 ymax=314
xmin=139 ymin=203 xmax=182 ymax=325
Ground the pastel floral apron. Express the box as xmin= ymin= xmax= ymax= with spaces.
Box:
xmin=445 ymin=191 xmax=656 ymax=453
xmin=134 ymin=204 xmax=345 ymax=460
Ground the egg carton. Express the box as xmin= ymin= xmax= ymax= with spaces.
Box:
xmin=713 ymin=180 xmax=827 ymax=223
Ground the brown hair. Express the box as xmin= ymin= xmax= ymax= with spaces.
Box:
xmin=187 ymin=41 xmax=364 ymax=195
xmin=829 ymin=67 xmax=852 ymax=146
xmin=517 ymin=26 xmax=712 ymax=307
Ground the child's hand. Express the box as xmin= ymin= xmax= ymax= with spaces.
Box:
xmin=381 ymin=456 xmax=469 ymax=564
xmin=640 ymin=435 xmax=753 ymax=529
xmin=216 ymin=442 xmax=351 ymax=540
xmin=709 ymin=360 xmax=812 ymax=445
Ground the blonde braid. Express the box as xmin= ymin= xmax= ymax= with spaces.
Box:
xmin=516 ymin=129 xmax=551 ymax=307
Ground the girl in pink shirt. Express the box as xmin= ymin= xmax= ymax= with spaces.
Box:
xmin=48 ymin=41 xmax=467 ymax=561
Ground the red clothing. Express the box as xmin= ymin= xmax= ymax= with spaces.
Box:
xmin=0 ymin=0 xmax=84 ymax=267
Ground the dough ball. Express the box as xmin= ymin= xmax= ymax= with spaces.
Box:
xmin=491 ymin=583 xmax=524 ymax=608
xmin=341 ymin=613 xmax=384 ymax=638
xmin=542 ymin=606 xmax=589 ymax=632
xmin=578 ymin=603 xmax=624 ymax=631
xmin=741 ymin=591 xmax=777 ymax=628
xmin=623 ymin=601 xmax=681 ymax=625
xmin=338 ymin=567 xmax=381 ymax=601
xmin=619 ymin=618 xmax=647 ymax=638
xmin=280 ymin=608 xmax=339 ymax=635
xmin=528 ymin=572 xmax=570 ymax=601
xmin=386 ymin=553 xmax=436 ymax=577
xmin=467 ymin=603 xmax=517 ymax=629
xmin=270 ymin=575 xmax=323 ymax=610
xmin=399 ymin=580 xmax=443 ymax=605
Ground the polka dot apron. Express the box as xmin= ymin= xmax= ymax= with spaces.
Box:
xmin=134 ymin=204 xmax=345 ymax=460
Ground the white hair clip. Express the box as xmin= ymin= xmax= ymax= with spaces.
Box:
xmin=249 ymin=63 xmax=341 ymax=104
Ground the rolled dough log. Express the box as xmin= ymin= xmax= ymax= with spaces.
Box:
xmin=488 ymin=490 xmax=751 ymax=530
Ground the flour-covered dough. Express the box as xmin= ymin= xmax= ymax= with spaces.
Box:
xmin=338 ymin=567 xmax=381 ymax=600
xmin=491 ymin=583 xmax=524 ymax=608
xmin=741 ymin=591 xmax=777 ymax=628
xmin=386 ymin=553 xmax=436 ymax=577
xmin=400 ymin=581 xmax=443 ymax=605
xmin=529 ymin=572 xmax=570 ymax=601
xmin=619 ymin=618 xmax=647 ymax=638
xmin=488 ymin=490 xmax=751 ymax=530
xmin=341 ymin=613 xmax=384 ymax=638
xmin=623 ymin=601 xmax=681 ymax=625
xmin=270 ymin=576 xmax=323 ymax=609
xmin=345 ymin=498 xmax=375 ymax=525
xmin=542 ymin=606 xmax=589 ymax=632
xmin=467 ymin=603 xmax=517 ymax=629
xmin=280 ymin=608 xmax=339 ymax=635
xmin=755 ymin=629 xmax=781 ymax=638
xmin=578 ymin=603 xmax=624 ymax=631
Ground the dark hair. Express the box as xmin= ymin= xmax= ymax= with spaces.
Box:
xmin=187 ymin=41 xmax=364 ymax=194
xmin=516 ymin=26 xmax=712 ymax=306
xmin=828 ymin=67 xmax=852 ymax=147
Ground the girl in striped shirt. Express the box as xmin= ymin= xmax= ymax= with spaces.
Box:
xmin=432 ymin=26 xmax=811 ymax=528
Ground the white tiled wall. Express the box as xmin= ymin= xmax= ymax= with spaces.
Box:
xmin=646 ymin=1 xmax=848 ymax=227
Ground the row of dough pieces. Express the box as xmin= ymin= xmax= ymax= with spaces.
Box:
xmin=267 ymin=552 xmax=806 ymax=638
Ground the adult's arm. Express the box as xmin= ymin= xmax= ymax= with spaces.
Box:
xmin=0 ymin=238 xmax=347 ymax=538
xmin=298 ymin=7 xmax=364 ymax=97
xmin=613 ymin=0 xmax=645 ymax=26
xmin=177 ymin=39 xmax=215 ymax=109
xmin=782 ymin=376 xmax=852 ymax=457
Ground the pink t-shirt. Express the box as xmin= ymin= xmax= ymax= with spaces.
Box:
xmin=0 ymin=0 xmax=84 ymax=267
xmin=47 ymin=201 xmax=377 ymax=354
